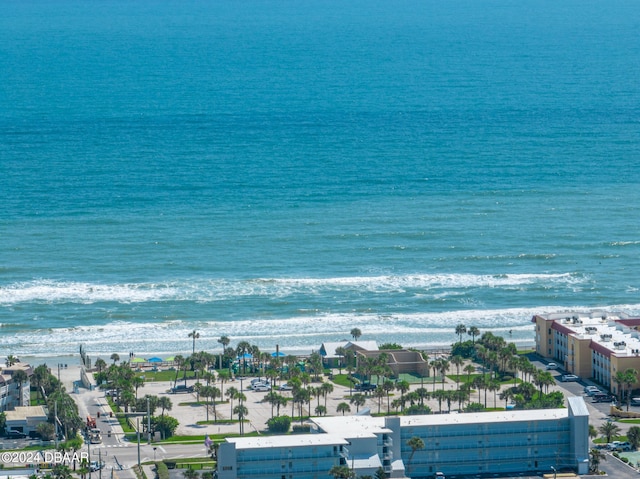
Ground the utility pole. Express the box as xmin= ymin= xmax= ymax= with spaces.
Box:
xmin=147 ymin=396 xmax=151 ymax=444
xmin=99 ymin=450 xmax=103 ymax=479
xmin=137 ymin=418 xmax=141 ymax=467
xmin=54 ymin=402 xmax=58 ymax=448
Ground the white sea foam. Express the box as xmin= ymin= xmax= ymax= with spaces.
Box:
xmin=0 ymin=273 xmax=583 ymax=305
xmin=4 ymin=303 xmax=640 ymax=357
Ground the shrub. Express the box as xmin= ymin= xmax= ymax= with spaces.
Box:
xmin=156 ymin=461 xmax=170 ymax=479
xmin=292 ymin=424 xmax=311 ymax=433
xmin=266 ymin=415 xmax=291 ymax=434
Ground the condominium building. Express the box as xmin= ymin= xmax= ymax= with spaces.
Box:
xmin=0 ymin=363 xmax=32 ymax=412
xmin=217 ymin=397 xmax=589 ymax=479
xmin=533 ymin=310 xmax=640 ymax=392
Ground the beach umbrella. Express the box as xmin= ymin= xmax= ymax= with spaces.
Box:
xmin=164 ymin=356 xmax=175 ymax=362
xmin=271 ymin=351 xmax=286 ymax=357
xmin=240 ymin=353 xmax=253 ymax=359
xmin=130 ymin=357 xmax=145 ymax=363
xmin=147 ymin=357 xmax=163 ymax=363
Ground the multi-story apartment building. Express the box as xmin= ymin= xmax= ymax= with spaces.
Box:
xmin=0 ymin=363 xmax=32 ymax=412
xmin=217 ymin=397 xmax=589 ymax=479
xmin=533 ymin=310 xmax=640 ymax=392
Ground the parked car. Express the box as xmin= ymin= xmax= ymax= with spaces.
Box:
xmin=546 ymin=362 xmax=558 ymax=370
xmin=592 ymin=393 xmax=615 ymax=403
xmin=90 ymin=461 xmax=105 ymax=471
xmin=253 ymin=384 xmax=271 ymax=392
xmin=170 ymin=384 xmax=194 ymax=394
xmin=279 ymin=383 xmax=293 ymax=391
xmin=355 ymin=383 xmax=377 ymax=392
xmin=614 ymin=441 xmax=633 ymax=451
xmin=584 ymin=386 xmax=601 ymax=396
xmin=5 ymin=429 xmax=27 ymax=439
xmin=607 ymin=441 xmax=632 ymax=451
xmin=561 ymin=374 xmax=579 ymax=382
xmin=631 ymin=397 xmax=640 ymax=406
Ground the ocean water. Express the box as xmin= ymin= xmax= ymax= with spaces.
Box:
xmin=2 ymin=0 xmax=640 ymax=358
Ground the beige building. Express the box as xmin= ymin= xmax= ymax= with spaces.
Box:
xmin=533 ymin=311 xmax=640 ymax=394
xmin=5 ymin=405 xmax=48 ymax=435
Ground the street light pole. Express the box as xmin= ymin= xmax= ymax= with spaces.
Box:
xmin=147 ymin=397 xmax=151 ymax=444
xmin=137 ymin=418 xmax=141 ymax=468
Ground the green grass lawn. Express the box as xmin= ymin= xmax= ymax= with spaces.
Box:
xmin=136 ymin=370 xmax=197 ymax=382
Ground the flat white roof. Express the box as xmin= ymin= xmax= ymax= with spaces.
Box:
xmin=312 ymin=415 xmax=390 ymax=438
xmin=313 ymin=408 xmax=568 ymax=436
xmin=546 ymin=312 xmax=640 ymax=357
xmin=5 ymin=405 xmax=47 ymax=421
xmin=226 ymin=434 xmax=348 ymax=450
xmin=400 ymin=408 xmax=567 ymax=427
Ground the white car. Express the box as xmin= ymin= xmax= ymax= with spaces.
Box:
xmin=561 ymin=374 xmax=579 ymax=382
xmin=253 ymin=384 xmax=271 ymax=392
xmin=279 ymin=383 xmax=293 ymax=391
xmin=546 ymin=363 xmax=558 ymax=370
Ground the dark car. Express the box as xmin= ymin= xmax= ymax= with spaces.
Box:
xmin=6 ymin=429 xmax=27 ymax=439
xmin=592 ymin=393 xmax=615 ymax=403
xmin=355 ymin=383 xmax=377 ymax=392
xmin=170 ymin=384 xmax=194 ymax=394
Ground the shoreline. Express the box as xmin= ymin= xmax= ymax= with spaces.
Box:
xmin=14 ymin=339 xmax=536 ymax=369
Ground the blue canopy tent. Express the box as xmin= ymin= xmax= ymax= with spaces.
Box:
xmin=147 ymin=357 xmax=163 ymax=363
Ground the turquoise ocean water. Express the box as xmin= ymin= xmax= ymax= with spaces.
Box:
xmin=1 ymin=0 xmax=640 ymax=357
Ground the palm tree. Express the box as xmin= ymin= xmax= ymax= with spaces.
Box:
xmin=336 ymin=402 xmax=351 ymax=415
xmin=467 ymin=326 xmax=480 ymax=344
xmin=598 ymin=419 xmax=621 ymax=443
xmin=455 ymin=324 xmax=467 ymax=344
xmin=233 ymin=404 xmax=248 ymax=435
xmin=110 ymin=353 xmax=120 ymax=364
xmin=438 ymin=360 xmax=449 ymax=390
xmin=236 ymin=341 xmax=252 ymax=374
xmin=350 ymin=328 xmax=362 ymax=341
xmin=328 ymin=465 xmax=355 ymax=479
xmin=5 ymin=355 xmax=18 ymax=367
xmin=225 ymin=386 xmax=238 ymax=417
xmin=158 ymin=396 xmax=173 ymax=416
xmin=173 ymin=355 xmax=185 ymax=388
xmin=450 ymin=355 xmax=464 ymax=386
xmin=623 ymin=368 xmax=638 ymax=411
xmin=94 ymin=358 xmax=107 ymax=373
xmin=132 ymin=376 xmax=145 ymax=400
xmin=335 ymin=346 xmax=346 ymax=374
xmin=188 ymin=330 xmax=200 ymax=355
xmin=374 ymin=386 xmax=386 ymax=414
xmin=217 ymin=336 xmax=230 ymax=369
xmin=396 ymin=380 xmax=410 ymax=411
xmin=350 ymin=393 xmax=366 ymax=412
xmin=383 ymin=380 xmax=395 ymax=413
xmin=590 ymin=448 xmax=606 ymax=474
xmin=315 ymin=405 xmax=327 ymax=416
xmin=406 ymin=436 xmax=425 ymax=476
xmin=11 ymin=369 xmax=28 ymax=406
xmin=430 ymin=359 xmax=441 ymax=392
xmin=319 ymin=381 xmax=334 ymax=407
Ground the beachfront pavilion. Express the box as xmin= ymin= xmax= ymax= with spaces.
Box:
xmin=533 ymin=310 xmax=640 ymax=393
xmin=318 ymin=340 xmax=379 ymax=368
xmin=216 ymin=396 xmax=589 ymax=479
